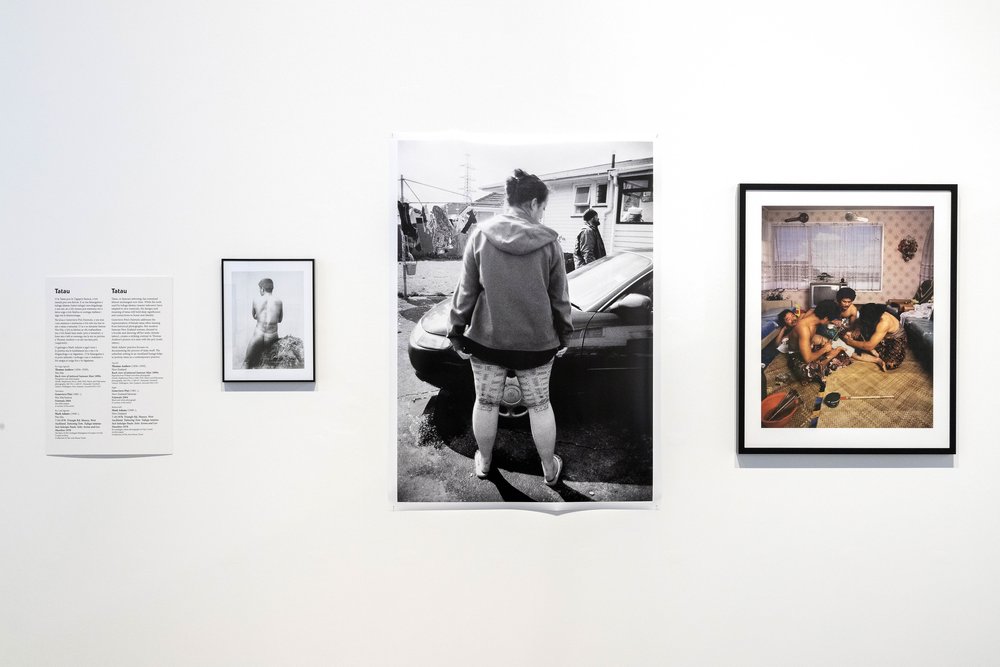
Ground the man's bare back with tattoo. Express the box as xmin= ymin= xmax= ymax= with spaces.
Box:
xmin=244 ymin=278 xmax=283 ymax=368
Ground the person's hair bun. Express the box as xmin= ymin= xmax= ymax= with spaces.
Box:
xmin=506 ymin=168 xmax=549 ymax=207
xmin=505 ymin=169 xmax=526 ymax=199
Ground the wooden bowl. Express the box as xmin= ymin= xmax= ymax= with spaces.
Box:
xmin=761 ymin=391 xmax=798 ymax=428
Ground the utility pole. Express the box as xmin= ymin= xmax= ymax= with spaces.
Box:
xmin=459 ymin=154 xmax=475 ymax=203
xmin=399 ymin=175 xmax=408 ymax=297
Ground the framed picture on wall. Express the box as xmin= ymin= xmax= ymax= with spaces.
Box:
xmin=739 ymin=184 xmax=956 ymax=454
xmin=221 ymin=258 xmax=315 ymax=382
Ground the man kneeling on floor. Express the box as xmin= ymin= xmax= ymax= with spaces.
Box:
xmin=788 ymin=300 xmax=851 ymax=383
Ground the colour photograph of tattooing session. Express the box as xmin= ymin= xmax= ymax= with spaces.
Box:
xmin=760 ymin=207 xmax=935 ymax=429
xmin=740 ymin=185 xmax=956 ymax=453
xmin=396 ymin=137 xmax=655 ymax=504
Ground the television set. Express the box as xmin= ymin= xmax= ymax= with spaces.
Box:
xmin=810 ymin=283 xmax=841 ymax=308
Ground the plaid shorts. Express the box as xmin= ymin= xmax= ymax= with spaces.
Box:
xmin=469 ymin=357 xmax=553 ymax=412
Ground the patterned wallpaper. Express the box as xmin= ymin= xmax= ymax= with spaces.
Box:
xmin=761 ymin=207 xmax=933 ymax=308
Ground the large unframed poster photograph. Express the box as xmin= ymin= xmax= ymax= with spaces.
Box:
xmin=740 ymin=184 xmax=957 ymax=454
xmin=395 ymin=135 xmax=655 ymax=507
xmin=221 ymin=259 xmax=315 ymax=382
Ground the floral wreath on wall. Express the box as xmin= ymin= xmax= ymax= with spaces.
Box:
xmin=898 ymin=236 xmax=918 ymax=262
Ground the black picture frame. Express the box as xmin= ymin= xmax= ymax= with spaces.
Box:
xmin=221 ymin=258 xmax=316 ymax=383
xmin=739 ymin=184 xmax=956 ymax=454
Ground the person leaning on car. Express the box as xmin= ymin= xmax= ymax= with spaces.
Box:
xmin=574 ymin=208 xmax=607 ymax=267
xmin=447 ymin=168 xmax=573 ymax=487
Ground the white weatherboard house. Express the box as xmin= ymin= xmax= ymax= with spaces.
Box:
xmin=480 ymin=157 xmax=654 ymax=256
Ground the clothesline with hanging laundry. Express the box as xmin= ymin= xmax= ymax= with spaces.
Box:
xmin=398 ymin=177 xmax=479 ymax=259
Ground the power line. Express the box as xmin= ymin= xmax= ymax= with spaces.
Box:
xmin=403 ymin=183 xmax=467 ymax=207
xmin=403 ymin=180 xmax=424 ymax=206
xmin=402 ymin=178 xmax=469 ymax=200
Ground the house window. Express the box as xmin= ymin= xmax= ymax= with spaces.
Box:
xmin=771 ymin=223 xmax=883 ymax=291
xmin=617 ymin=175 xmax=653 ymax=224
xmin=573 ymin=185 xmax=591 ymax=215
xmin=595 ymin=183 xmax=608 ymax=205
xmin=572 ymin=182 xmax=609 ymax=216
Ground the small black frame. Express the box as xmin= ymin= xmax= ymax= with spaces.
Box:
xmin=221 ymin=258 xmax=316 ymax=383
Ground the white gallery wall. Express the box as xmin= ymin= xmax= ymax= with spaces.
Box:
xmin=2 ymin=1 xmax=999 ymax=664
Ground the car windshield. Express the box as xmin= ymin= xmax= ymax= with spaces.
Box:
xmin=568 ymin=252 xmax=652 ymax=312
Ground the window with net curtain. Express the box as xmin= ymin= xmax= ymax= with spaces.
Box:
xmin=768 ymin=224 xmax=883 ymax=291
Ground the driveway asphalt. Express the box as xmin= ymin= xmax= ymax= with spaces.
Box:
xmin=396 ymin=259 xmax=653 ymax=505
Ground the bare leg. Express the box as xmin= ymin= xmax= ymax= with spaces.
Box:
xmin=528 ymin=403 xmax=558 ymax=480
xmin=471 ymin=403 xmax=499 ymax=470
xmin=243 ymin=333 xmax=266 ymax=368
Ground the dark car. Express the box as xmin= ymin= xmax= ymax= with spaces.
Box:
xmin=408 ymin=249 xmax=653 ymax=420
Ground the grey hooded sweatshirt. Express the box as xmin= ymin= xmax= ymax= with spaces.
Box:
xmin=449 ymin=211 xmax=573 ymax=352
